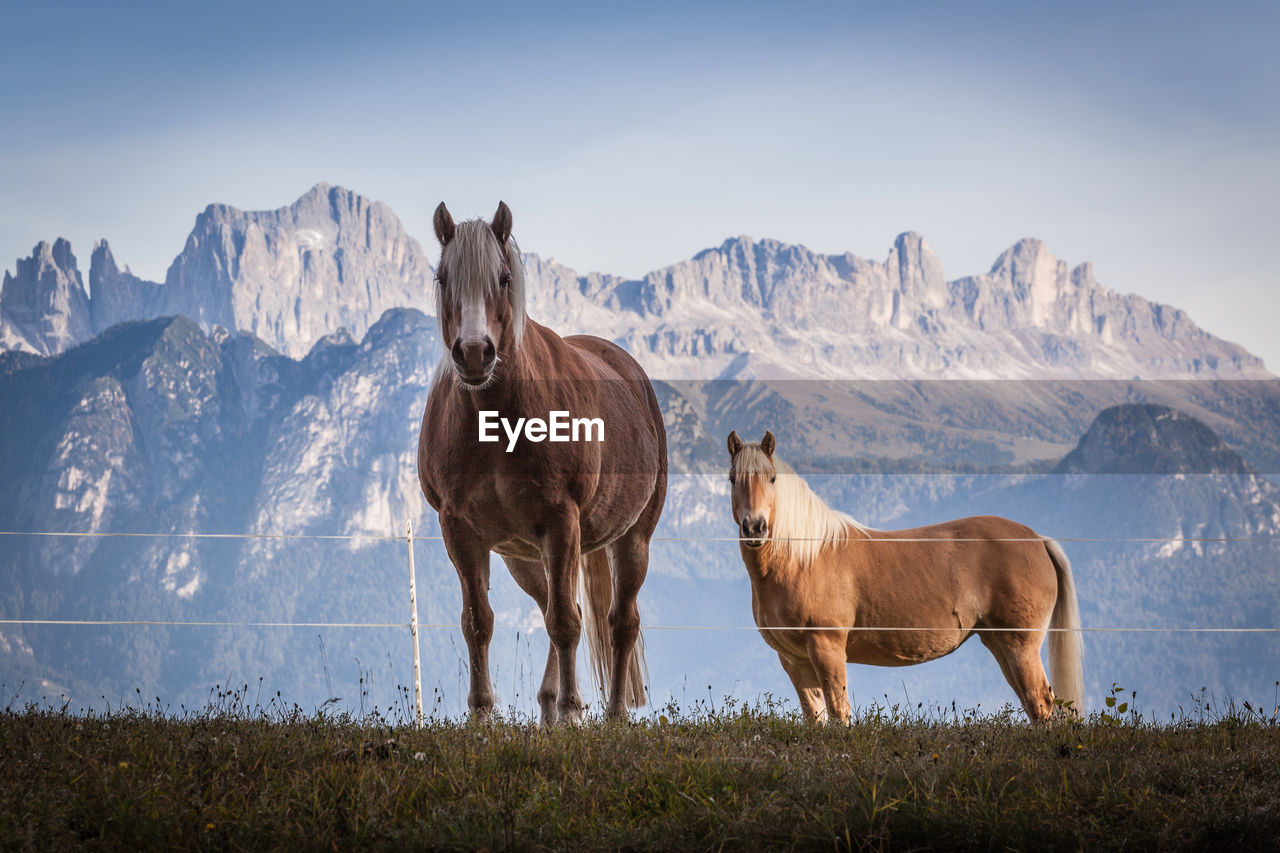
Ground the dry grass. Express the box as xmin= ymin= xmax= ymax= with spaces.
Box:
xmin=2 ymin=685 xmax=1278 ymax=851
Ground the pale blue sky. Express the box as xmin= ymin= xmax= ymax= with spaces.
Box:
xmin=2 ymin=0 xmax=1277 ymax=367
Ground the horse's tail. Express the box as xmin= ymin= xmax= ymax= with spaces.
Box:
xmin=1043 ymin=537 xmax=1085 ymax=714
xmin=579 ymin=549 xmax=648 ymax=709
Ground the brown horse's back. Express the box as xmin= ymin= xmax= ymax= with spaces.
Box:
xmin=564 ymin=333 xmax=654 ymax=388
xmin=564 ymin=333 xmax=668 ymax=478
xmin=860 ymin=515 xmax=1058 ymax=630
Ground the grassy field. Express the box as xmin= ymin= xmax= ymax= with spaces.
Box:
xmin=2 ymin=687 xmax=1278 ymax=851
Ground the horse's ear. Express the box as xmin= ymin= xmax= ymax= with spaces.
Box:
xmin=727 ymin=430 xmax=742 ymax=457
xmin=433 ymin=202 xmax=455 ymax=246
xmin=491 ymin=201 xmax=512 ymax=246
xmin=760 ymin=430 xmax=776 ymax=457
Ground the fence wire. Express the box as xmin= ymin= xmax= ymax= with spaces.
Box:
xmin=2 ymin=530 xmax=1278 ymax=544
xmin=2 ymin=528 xmax=1276 ymax=634
xmin=0 ymin=619 xmax=1276 ymax=633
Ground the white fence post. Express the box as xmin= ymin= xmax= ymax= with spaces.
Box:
xmin=406 ymin=518 xmax=424 ymax=728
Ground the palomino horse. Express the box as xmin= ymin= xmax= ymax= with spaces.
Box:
xmin=418 ymin=201 xmax=666 ymax=724
xmin=726 ymin=430 xmax=1084 ymax=723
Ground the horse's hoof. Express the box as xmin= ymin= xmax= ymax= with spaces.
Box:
xmin=556 ymin=701 xmax=587 ymax=726
xmin=605 ymin=704 xmax=633 ymax=723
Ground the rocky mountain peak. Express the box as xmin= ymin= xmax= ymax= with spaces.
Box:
xmin=6 ymin=239 xmax=81 ymax=294
xmin=160 ymin=184 xmax=434 ymax=357
xmin=0 ymin=238 xmax=92 ymax=355
xmin=987 ymin=238 xmax=1071 ymax=308
xmin=1070 ymin=260 xmax=1098 ymax=289
xmin=308 ymin=326 xmax=356 ymax=353
xmin=699 ymin=234 xmax=761 ymax=258
xmin=990 ymin=236 xmax=1049 ymax=273
xmin=88 ymin=239 xmax=164 ymax=335
xmin=297 ymin=180 xmax=333 ymax=203
xmin=654 ymin=234 xmax=841 ymax=315
xmin=888 ymin=231 xmax=946 ymax=309
xmin=43 ymin=238 xmax=77 ymax=273
xmin=1054 ymin=404 xmax=1254 ymax=475
xmin=90 ymin=239 xmax=120 ymax=280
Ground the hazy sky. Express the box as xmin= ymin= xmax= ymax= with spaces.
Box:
xmin=2 ymin=0 xmax=1277 ymax=368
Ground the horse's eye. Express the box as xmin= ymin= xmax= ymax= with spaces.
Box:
xmin=769 ymin=475 xmax=776 ymax=484
xmin=728 ymin=474 xmax=736 ymax=485
xmin=435 ymin=274 xmax=447 ymax=288
xmin=499 ymin=272 xmax=511 ymax=288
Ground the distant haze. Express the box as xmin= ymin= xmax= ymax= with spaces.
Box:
xmin=1 ymin=1 xmax=1277 ymax=368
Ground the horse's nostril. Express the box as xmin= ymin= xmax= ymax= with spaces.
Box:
xmin=453 ymin=337 xmax=494 ymax=377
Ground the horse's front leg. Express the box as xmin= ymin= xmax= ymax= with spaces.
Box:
xmin=441 ymin=516 xmax=495 ymax=720
xmin=806 ymin=630 xmax=853 ymax=725
xmin=776 ymin=651 xmax=825 ymax=724
xmin=502 ymin=555 xmax=559 ymax=726
xmin=542 ymin=504 xmax=585 ymax=723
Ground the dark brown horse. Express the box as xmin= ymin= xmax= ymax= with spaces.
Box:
xmin=418 ymin=202 xmax=667 ymax=723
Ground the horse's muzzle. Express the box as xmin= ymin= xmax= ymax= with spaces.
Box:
xmin=740 ymin=516 xmax=767 ymax=548
xmin=452 ymin=335 xmax=496 ymax=386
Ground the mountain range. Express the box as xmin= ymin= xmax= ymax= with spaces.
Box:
xmin=1 ymin=185 xmax=1276 ymax=719
xmin=1 ymin=184 xmax=1268 ymax=379
xmin=1 ymin=185 xmax=432 ymax=359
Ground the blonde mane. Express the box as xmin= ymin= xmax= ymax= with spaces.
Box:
xmin=734 ymin=446 xmax=869 ymax=568
xmin=435 ymin=219 xmax=527 ymax=348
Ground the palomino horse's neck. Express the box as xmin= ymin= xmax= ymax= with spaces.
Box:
xmin=741 ymin=502 xmax=871 ymax=586
xmin=740 ymin=540 xmax=802 ymax=585
xmin=739 ymin=546 xmax=774 ymax=584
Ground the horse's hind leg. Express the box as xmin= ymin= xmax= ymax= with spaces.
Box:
xmin=776 ymin=651 xmax=825 ymax=724
xmin=503 ymin=556 xmax=559 ymax=725
xmin=983 ymin=631 xmax=1055 ymax=722
xmin=440 ymin=517 xmax=495 ymax=720
xmin=604 ymin=528 xmax=650 ymax=719
xmin=542 ymin=504 xmax=586 ymax=723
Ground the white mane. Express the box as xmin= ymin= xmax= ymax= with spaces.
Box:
xmin=734 ymin=446 xmax=869 ymax=568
